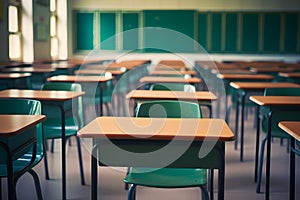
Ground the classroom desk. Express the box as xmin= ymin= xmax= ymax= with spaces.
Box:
xmin=0 ymin=89 xmax=85 ymax=200
xmin=148 ymin=70 xmax=196 ymax=76
xmin=230 ymin=82 xmax=300 ymax=163
xmin=216 ymin=74 xmax=274 ymax=122
xmin=126 ymin=90 xmax=217 ymax=118
xmin=249 ymin=96 xmax=300 ymax=200
xmin=77 ymin=116 xmax=235 ymax=200
xmin=278 ymin=72 xmax=300 ymax=83
xmin=74 ymin=69 xmax=125 ymax=76
xmin=139 ymin=76 xmax=202 ymax=90
xmin=278 ymin=121 xmax=300 ymax=200
xmin=0 ymin=114 xmax=46 ymax=200
xmin=47 ymin=75 xmax=114 ymax=116
xmin=250 ymin=67 xmax=294 ymax=73
xmin=0 ymin=73 xmax=31 ymax=89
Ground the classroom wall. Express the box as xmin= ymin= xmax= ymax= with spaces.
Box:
xmin=0 ymin=0 xmax=9 ymax=61
xmin=69 ymin=0 xmax=300 ymax=11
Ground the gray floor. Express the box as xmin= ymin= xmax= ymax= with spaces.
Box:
xmin=2 ymin=105 xmax=300 ymax=200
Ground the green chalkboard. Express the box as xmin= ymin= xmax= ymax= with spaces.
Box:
xmin=198 ymin=13 xmax=208 ymax=51
xmin=241 ymin=13 xmax=259 ymax=52
xmin=211 ymin=13 xmax=222 ymax=52
xmin=100 ymin=13 xmax=116 ymax=50
xmin=284 ymin=13 xmax=298 ymax=53
xmin=76 ymin=12 xmax=94 ymax=50
xmin=263 ymin=13 xmax=281 ymax=52
xmin=122 ymin=13 xmax=139 ymax=51
xmin=143 ymin=10 xmax=196 ymax=52
xmin=225 ymin=13 xmax=238 ymax=52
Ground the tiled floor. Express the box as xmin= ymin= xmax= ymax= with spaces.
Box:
xmin=2 ymin=105 xmax=300 ymax=200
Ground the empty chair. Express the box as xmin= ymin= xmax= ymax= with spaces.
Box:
xmin=123 ymin=100 xmax=209 ymax=200
xmin=0 ymin=99 xmax=44 ymax=199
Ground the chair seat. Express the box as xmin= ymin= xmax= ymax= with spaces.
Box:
xmin=124 ymin=168 xmax=207 ymax=188
xmin=43 ymin=117 xmax=79 ymax=139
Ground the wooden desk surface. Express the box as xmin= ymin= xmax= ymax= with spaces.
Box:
xmin=0 ymin=115 xmax=46 ymax=137
xmin=230 ymin=82 xmax=300 ymax=90
xmin=2 ymin=67 xmax=55 ymax=73
xmin=126 ymin=90 xmax=217 ymax=101
xmin=140 ymin=76 xmax=201 ymax=84
xmin=77 ymin=117 xmax=235 ymax=141
xmin=278 ymin=72 xmax=300 ymax=78
xmin=217 ymin=74 xmax=274 ymax=80
xmin=0 ymin=89 xmax=85 ymax=101
xmin=278 ymin=121 xmax=300 ymax=141
xmin=211 ymin=69 xmax=253 ymax=74
xmin=249 ymin=96 xmax=300 ymax=106
xmin=149 ymin=70 xmax=196 ymax=75
xmin=75 ymin=69 xmax=125 ymax=76
xmin=0 ymin=73 xmax=31 ymax=79
xmin=250 ymin=67 xmax=294 ymax=73
xmin=47 ymin=75 xmax=114 ymax=83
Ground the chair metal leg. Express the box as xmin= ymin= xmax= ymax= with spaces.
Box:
xmin=208 ymin=169 xmax=214 ymax=200
xmin=50 ymin=139 xmax=55 ymax=153
xmin=43 ymin=141 xmax=50 ymax=180
xmin=75 ymin=136 xmax=85 ymax=185
xmin=256 ymin=135 xmax=268 ymax=193
xmin=128 ymin=184 xmax=136 ymax=200
xmin=0 ymin=178 xmax=2 ymax=200
xmin=199 ymin=185 xmax=210 ymax=200
xmin=28 ymin=169 xmax=43 ymax=200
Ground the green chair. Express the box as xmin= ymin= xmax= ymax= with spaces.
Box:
xmin=0 ymin=99 xmax=44 ymax=199
xmin=41 ymin=82 xmax=85 ymax=185
xmin=123 ymin=100 xmax=209 ymax=200
xmin=149 ymin=83 xmax=196 ymax=92
xmin=256 ymin=87 xmax=300 ymax=193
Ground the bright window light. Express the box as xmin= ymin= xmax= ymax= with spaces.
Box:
xmin=50 ymin=15 xmax=56 ymax=36
xmin=9 ymin=6 xmax=18 ymax=32
xmin=51 ymin=37 xmax=58 ymax=57
xmin=50 ymin=0 xmax=56 ymax=12
xmin=9 ymin=34 xmax=21 ymax=59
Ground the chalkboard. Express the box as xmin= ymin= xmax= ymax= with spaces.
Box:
xmin=241 ymin=13 xmax=259 ymax=52
xmin=100 ymin=13 xmax=116 ymax=50
xmin=284 ymin=13 xmax=298 ymax=53
xmin=122 ymin=13 xmax=139 ymax=51
xmin=225 ymin=13 xmax=238 ymax=52
xmin=76 ymin=12 xmax=94 ymax=50
xmin=211 ymin=13 xmax=222 ymax=52
xmin=263 ymin=13 xmax=280 ymax=52
xmin=143 ymin=10 xmax=196 ymax=52
xmin=198 ymin=13 xmax=208 ymax=51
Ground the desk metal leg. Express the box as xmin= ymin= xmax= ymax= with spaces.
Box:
xmin=290 ymin=138 xmax=296 ymax=200
xmin=61 ymin=109 xmax=66 ymax=200
xmin=91 ymin=145 xmax=98 ymax=200
xmin=234 ymin=93 xmax=240 ymax=150
xmin=265 ymin=111 xmax=273 ymax=200
xmin=99 ymin=83 xmax=103 ymax=116
xmin=240 ymin=92 xmax=245 ymax=162
xmin=254 ymin=105 xmax=260 ymax=182
xmin=218 ymin=142 xmax=225 ymax=200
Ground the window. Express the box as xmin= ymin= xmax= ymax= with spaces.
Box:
xmin=50 ymin=0 xmax=58 ymax=58
xmin=8 ymin=3 xmax=22 ymax=60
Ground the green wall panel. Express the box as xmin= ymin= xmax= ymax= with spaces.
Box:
xmin=225 ymin=13 xmax=238 ymax=52
xmin=143 ymin=10 xmax=196 ymax=52
xmin=263 ymin=13 xmax=281 ymax=52
xmin=122 ymin=13 xmax=139 ymax=51
xmin=211 ymin=13 xmax=222 ymax=52
xmin=198 ymin=13 xmax=208 ymax=51
xmin=241 ymin=13 xmax=259 ymax=52
xmin=100 ymin=13 xmax=116 ymax=50
xmin=76 ymin=12 xmax=94 ymax=50
xmin=284 ymin=13 xmax=298 ymax=52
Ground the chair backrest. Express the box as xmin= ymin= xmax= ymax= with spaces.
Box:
xmin=136 ymin=100 xmax=201 ymax=118
xmin=262 ymin=87 xmax=300 ymax=137
xmin=41 ymin=82 xmax=84 ymax=127
xmin=0 ymin=99 xmax=43 ymax=163
xmin=150 ymin=83 xmax=196 ymax=92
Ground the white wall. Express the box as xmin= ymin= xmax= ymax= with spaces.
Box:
xmin=69 ymin=0 xmax=300 ymax=11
